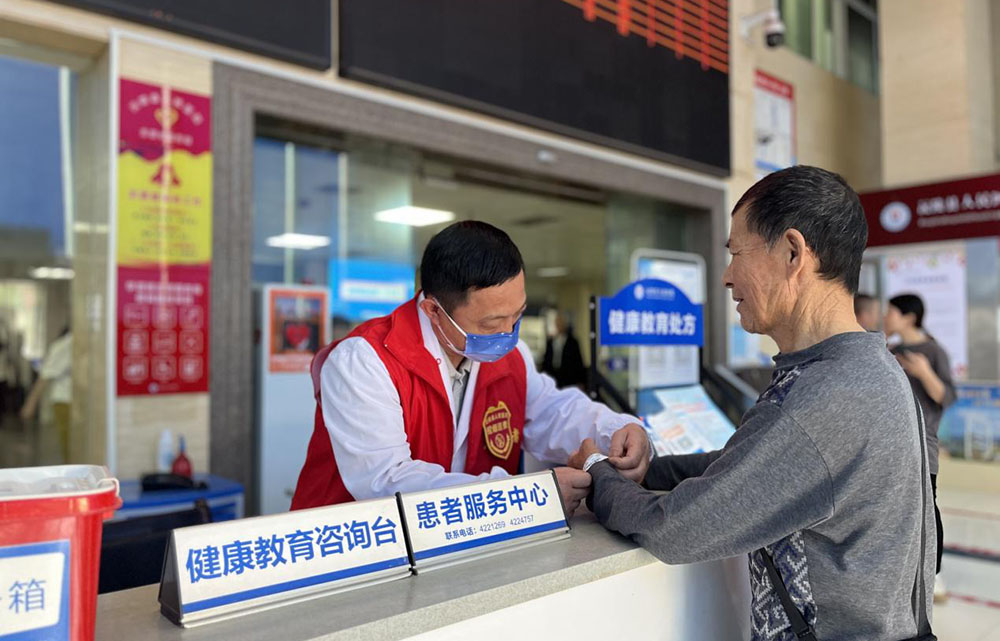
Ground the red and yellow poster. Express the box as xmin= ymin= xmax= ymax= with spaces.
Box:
xmin=116 ymin=78 xmax=211 ymax=395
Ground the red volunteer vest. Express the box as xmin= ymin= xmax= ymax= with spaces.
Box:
xmin=290 ymin=297 xmax=527 ymax=509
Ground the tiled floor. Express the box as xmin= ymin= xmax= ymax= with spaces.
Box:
xmin=0 ymin=413 xmax=65 ymax=468
xmin=932 ymin=488 xmax=1000 ymax=640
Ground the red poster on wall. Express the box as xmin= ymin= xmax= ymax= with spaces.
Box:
xmin=116 ymin=78 xmax=212 ymax=395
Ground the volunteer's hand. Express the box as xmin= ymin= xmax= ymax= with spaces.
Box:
xmin=896 ymin=352 xmax=932 ymax=379
xmin=568 ymin=438 xmax=601 ymax=470
xmin=608 ymin=423 xmax=651 ymax=483
xmin=554 ymin=466 xmax=592 ymax=516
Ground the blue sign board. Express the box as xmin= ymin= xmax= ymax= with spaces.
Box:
xmin=599 ymin=279 xmax=703 ymax=347
xmin=328 ymin=259 xmax=415 ymax=321
xmin=940 ymin=383 xmax=1000 ymax=462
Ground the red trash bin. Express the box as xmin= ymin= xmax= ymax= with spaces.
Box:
xmin=0 ymin=465 xmax=121 ymax=641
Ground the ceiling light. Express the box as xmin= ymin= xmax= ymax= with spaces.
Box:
xmin=73 ymin=222 xmax=109 ymax=234
xmin=421 ymin=176 xmax=459 ymax=190
xmin=30 ymin=267 xmax=75 ymax=280
xmin=374 ymin=206 xmax=455 ymax=227
xmin=538 ymin=266 xmax=570 ymax=278
xmin=266 ymin=233 xmax=331 ymax=250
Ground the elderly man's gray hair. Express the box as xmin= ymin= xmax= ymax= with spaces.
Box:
xmin=733 ymin=166 xmax=868 ymax=295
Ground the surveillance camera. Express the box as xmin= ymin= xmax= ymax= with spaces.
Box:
xmin=763 ymin=10 xmax=785 ymax=48
xmin=740 ymin=5 xmax=787 ymax=48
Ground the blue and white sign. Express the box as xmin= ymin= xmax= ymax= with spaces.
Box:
xmin=0 ymin=540 xmax=69 ymax=641
xmin=398 ymin=471 xmax=569 ymax=571
xmin=328 ymin=259 xmax=415 ymax=321
xmin=940 ymin=383 xmax=1000 ymax=462
xmin=159 ymin=497 xmax=409 ymax=627
xmin=599 ymin=279 xmax=703 ymax=347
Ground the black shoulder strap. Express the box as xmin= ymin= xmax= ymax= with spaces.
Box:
xmin=911 ymin=395 xmax=933 ymax=637
xmin=759 ymin=548 xmax=818 ymax=641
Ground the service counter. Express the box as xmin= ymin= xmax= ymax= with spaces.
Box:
xmin=96 ymin=510 xmax=749 ymax=641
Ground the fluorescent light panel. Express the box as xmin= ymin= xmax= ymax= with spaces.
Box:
xmin=266 ymin=233 xmax=331 ymax=250
xmin=537 ymin=266 xmax=570 ymax=278
xmin=374 ymin=206 xmax=455 ymax=227
xmin=31 ymin=267 xmax=75 ymax=280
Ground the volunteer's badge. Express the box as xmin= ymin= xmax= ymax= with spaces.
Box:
xmin=483 ymin=401 xmax=518 ymax=459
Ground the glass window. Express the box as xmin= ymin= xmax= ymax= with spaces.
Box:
xmin=0 ymin=53 xmax=77 ymax=466
xmin=778 ymin=0 xmax=879 ymax=95
xmin=847 ymin=7 xmax=878 ymax=93
xmin=813 ymin=0 xmax=836 ymax=73
xmin=779 ymin=0 xmax=814 ymax=59
xmin=250 ymin=126 xmax=701 ymax=512
xmin=251 ymin=136 xmax=420 ymax=318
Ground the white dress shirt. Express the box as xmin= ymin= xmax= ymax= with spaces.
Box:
xmin=319 ymin=296 xmax=638 ymax=500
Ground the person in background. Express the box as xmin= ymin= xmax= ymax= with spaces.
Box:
xmin=541 ymin=310 xmax=586 ymax=389
xmin=884 ymin=293 xmax=956 ymax=598
xmin=854 ymin=293 xmax=880 ymax=332
xmin=20 ymin=328 xmax=73 ymax=462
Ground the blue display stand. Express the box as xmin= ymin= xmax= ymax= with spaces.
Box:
xmin=114 ymin=475 xmax=245 ymax=523
xmin=588 ymin=278 xmax=704 ymax=415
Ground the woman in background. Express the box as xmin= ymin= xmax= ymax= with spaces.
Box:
xmin=884 ymin=293 xmax=956 ymax=599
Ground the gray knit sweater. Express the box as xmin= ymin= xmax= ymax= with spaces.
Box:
xmin=588 ymin=332 xmax=935 ymax=641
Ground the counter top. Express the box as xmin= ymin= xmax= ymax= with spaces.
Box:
xmin=95 ymin=511 xmax=658 ymax=641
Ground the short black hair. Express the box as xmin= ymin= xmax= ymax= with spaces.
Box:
xmin=854 ymin=293 xmax=876 ymax=316
xmin=420 ymin=221 xmax=524 ymax=311
xmin=889 ymin=294 xmax=925 ymax=328
xmin=733 ymin=166 xmax=868 ymax=294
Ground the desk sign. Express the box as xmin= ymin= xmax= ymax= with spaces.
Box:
xmin=397 ymin=471 xmax=570 ymax=572
xmin=158 ymin=496 xmax=409 ymax=627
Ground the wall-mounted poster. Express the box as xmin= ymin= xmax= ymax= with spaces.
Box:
xmin=267 ymin=287 xmax=329 ymax=374
xmin=754 ymin=70 xmax=795 ymax=179
xmin=939 ymin=383 xmax=1000 ymax=463
xmin=116 ymin=78 xmax=211 ymax=396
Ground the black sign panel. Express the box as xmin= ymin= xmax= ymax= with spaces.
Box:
xmin=48 ymin=0 xmax=331 ymax=69
xmin=339 ymin=0 xmax=730 ymax=175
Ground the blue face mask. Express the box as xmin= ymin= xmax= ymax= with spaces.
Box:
xmin=433 ymin=300 xmax=521 ymax=363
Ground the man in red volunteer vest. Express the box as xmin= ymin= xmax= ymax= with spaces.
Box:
xmin=292 ymin=221 xmax=650 ymax=515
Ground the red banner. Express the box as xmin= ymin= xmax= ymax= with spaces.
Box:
xmin=861 ymin=173 xmax=1000 ymax=247
xmin=117 ymin=265 xmax=210 ymax=394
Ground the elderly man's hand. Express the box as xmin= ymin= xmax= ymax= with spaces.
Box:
xmin=608 ymin=423 xmax=651 ymax=483
xmin=553 ymin=466 xmax=592 ymax=516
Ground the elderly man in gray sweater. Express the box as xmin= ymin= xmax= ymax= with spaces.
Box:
xmin=572 ymin=166 xmax=936 ymax=641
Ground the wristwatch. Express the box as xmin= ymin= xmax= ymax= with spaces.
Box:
xmin=582 ymin=452 xmax=609 ymax=472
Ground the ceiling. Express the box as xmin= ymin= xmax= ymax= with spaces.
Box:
xmin=410 ymin=176 xmax=608 ymax=286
